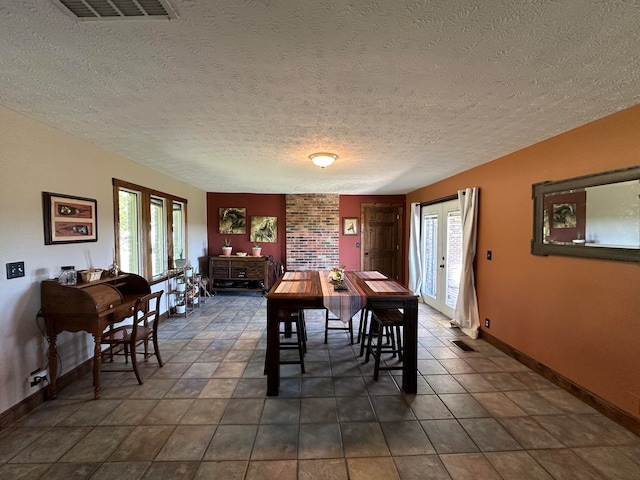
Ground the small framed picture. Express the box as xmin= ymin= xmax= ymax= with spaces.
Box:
xmin=342 ymin=217 xmax=359 ymax=236
xmin=43 ymin=192 xmax=98 ymax=245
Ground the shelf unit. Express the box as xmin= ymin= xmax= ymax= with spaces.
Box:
xmin=168 ymin=267 xmax=201 ymax=317
xmin=209 ymin=256 xmax=270 ymax=294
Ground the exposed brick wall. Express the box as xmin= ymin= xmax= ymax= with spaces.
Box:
xmin=286 ymin=194 xmax=340 ymax=270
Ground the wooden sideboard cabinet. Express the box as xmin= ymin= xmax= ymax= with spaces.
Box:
xmin=209 ymin=256 xmax=270 ymax=294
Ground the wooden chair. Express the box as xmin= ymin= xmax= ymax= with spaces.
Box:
xmin=101 ymin=290 xmax=164 ymax=384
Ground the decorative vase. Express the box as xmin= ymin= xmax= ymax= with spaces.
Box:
xmin=252 ymin=247 xmax=261 ymax=257
xmin=222 ymin=246 xmax=232 ymax=256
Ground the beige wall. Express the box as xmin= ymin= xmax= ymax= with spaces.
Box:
xmin=407 ymin=104 xmax=640 ymax=420
xmin=0 ymin=106 xmax=207 ymax=414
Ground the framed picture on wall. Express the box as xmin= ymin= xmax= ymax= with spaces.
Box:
xmin=250 ymin=216 xmax=277 ymax=242
xmin=42 ymin=192 xmax=98 ymax=245
xmin=219 ymin=207 xmax=246 ymax=234
xmin=544 ymin=191 xmax=586 ymax=243
xmin=342 ymin=217 xmax=359 ymax=235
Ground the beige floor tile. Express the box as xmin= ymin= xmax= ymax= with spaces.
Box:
xmin=347 ymin=457 xmax=400 ymax=480
xmin=440 ymin=453 xmax=503 ymax=480
xmin=155 ymin=425 xmax=215 ymax=461
xmin=8 ymin=426 xmax=91 ymax=463
xmin=59 ymin=425 xmax=134 ymax=462
xmin=245 ymin=459 xmax=297 ymax=480
xmin=108 ymin=425 xmax=174 ymax=461
xmin=298 ymin=458 xmax=348 ymax=480
xmin=194 ymin=460 xmax=247 ymax=480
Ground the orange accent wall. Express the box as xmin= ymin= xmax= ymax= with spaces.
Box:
xmin=406 ymin=104 xmax=640 ymax=419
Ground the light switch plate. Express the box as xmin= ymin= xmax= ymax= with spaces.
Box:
xmin=6 ymin=261 xmax=25 ymax=279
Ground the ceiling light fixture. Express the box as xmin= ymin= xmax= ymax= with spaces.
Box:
xmin=309 ymin=152 xmax=338 ymax=168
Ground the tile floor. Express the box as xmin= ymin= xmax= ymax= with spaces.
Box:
xmin=1 ymin=293 xmax=639 ymax=480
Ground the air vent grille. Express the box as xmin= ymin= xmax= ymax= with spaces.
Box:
xmin=451 ymin=340 xmax=477 ymax=352
xmin=52 ymin=0 xmax=177 ymax=20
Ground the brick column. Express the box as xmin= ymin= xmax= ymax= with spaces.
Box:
xmin=285 ymin=194 xmax=339 ymax=270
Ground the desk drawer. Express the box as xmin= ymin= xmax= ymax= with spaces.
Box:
xmin=84 ymin=284 xmax=123 ymax=311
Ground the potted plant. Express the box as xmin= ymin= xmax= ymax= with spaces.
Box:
xmin=174 ymin=250 xmax=187 ymax=268
xmin=328 ymin=265 xmax=346 ymax=284
xmin=222 ymin=238 xmax=232 ymax=256
xmin=252 ymin=242 xmax=262 ymax=256
xmin=176 ymin=298 xmax=186 ymax=314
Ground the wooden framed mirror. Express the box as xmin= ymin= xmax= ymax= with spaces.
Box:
xmin=531 ymin=165 xmax=640 ymax=263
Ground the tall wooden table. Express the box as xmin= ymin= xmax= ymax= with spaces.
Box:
xmin=265 ymin=270 xmax=418 ymax=396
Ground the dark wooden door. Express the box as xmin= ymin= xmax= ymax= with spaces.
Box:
xmin=361 ymin=204 xmax=403 ymax=281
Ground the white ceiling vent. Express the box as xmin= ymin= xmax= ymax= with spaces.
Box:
xmin=52 ymin=0 xmax=177 ymax=21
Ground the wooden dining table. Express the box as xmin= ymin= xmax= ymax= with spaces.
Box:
xmin=265 ymin=270 xmax=419 ymax=396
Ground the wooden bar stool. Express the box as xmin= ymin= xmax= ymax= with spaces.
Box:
xmin=266 ymin=309 xmax=306 ymax=374
xmin=358 ymin=307 xmax=371 ymax=357
xmin=365 ymin=308 xmax=404 ymax=380
xmin=324 ymin=309 xmax=354 ymax=344
xmin=359 ymin=307 xmax=396 ymax=358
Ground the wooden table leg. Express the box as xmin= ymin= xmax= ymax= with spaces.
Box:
xmin=402 ymin=299 xmax=418 ymax=394
xmin=92 ymin=334 xmax=102 ymax=400
xmin=266 ymin=300 xmax=280 ymax=396
xmin=47 ymin=333 xmax=58 ymax=399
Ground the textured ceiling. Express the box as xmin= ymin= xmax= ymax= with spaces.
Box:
xmin=1 ymin=1 xmax=639 ymax=194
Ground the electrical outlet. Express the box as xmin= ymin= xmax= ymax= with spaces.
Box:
xmin=485 ymin=318 xmax=490 ymax=328
xmin=27 ymin=368 xmax=48 ymax=387
xmin=6 ymin=261 xmax=25 ymax=279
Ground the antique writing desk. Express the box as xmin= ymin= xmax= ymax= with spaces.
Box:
xmin=40 ymin=272 xmax=150 ymax=399
xmin=265 ymin=270 xmax=418 ymax=396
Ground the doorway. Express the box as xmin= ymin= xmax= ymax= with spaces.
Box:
xmin=361 ymin=204 xmax=403 ymax=281
xmin=420 ymin=199 xmax=462 ymax=318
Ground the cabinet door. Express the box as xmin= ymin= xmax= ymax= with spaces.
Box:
xmin=211 ymin=259 xmax=231 ymax=279
xmin=245 ymin=260 xmax=265 ymax=279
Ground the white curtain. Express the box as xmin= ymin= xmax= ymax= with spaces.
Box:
xmin=408 ymin=202 xmax=422 ymax=296
xmin=452 ymin=188 xmax=480 ymax=339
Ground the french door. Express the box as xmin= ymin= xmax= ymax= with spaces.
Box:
xmin=420 ymin=199 xmax=462 ymax=318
